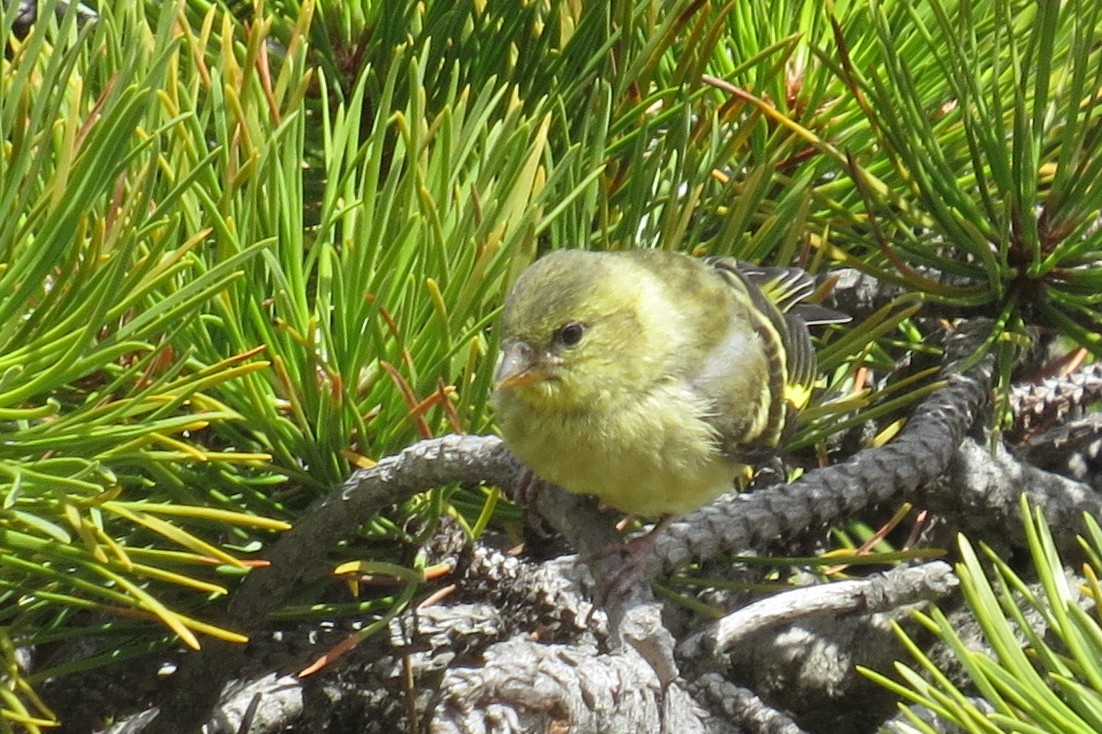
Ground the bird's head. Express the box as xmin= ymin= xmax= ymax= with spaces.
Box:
xmin=493 ymin=250 xmax=670 ymax=411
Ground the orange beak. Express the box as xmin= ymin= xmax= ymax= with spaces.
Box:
xmin=494 ymin=340 xmax=550 ymax=390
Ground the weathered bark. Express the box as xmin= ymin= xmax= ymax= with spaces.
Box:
xmin=79 ymin=320 xmax=1102 ymax=734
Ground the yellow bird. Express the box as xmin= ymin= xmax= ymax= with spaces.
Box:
xmin=492 ymin=249 xmax=842 ymax=519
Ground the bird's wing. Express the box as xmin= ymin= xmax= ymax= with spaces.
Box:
xmin=698 ymin=257 xmax=848 ymax=456
xmin=706 ymin=257 xmax=848 ymax=402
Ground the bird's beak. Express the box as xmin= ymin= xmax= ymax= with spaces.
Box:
xmin=494 ymin=340 xmax=549 ymax=390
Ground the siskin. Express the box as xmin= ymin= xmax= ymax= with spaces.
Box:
xmin=492 ymin=249 xmax=844 ymax=520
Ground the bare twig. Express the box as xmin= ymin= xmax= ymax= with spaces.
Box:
xmin=682 ymin=562 xmax=958 ymax=659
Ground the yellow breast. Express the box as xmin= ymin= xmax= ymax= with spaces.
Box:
xmin=494 ymin=381 xmax=739 ymax=517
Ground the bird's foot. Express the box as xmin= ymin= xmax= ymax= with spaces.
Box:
xmin=585 ymin=515 xmax=673 ymax=610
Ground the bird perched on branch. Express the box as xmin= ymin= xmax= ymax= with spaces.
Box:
xmin=492 ymin=248 xmax=845 ymax=523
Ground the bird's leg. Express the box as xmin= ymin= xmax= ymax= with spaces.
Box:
xmin=587 ymin=514 xmax=674 ymax=609
xmin=514 ymin=469 xmax=560 ymax=546
xmin=513 ymin=468 xmax=541 ymax=506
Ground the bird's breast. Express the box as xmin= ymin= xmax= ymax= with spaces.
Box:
xmin=496 ymin=381 xmax=739 ymax=517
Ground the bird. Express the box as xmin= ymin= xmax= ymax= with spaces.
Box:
xmin=491 ymin=248 xmax=843 ymax=522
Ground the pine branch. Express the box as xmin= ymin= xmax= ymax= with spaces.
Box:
xmin=650 ymin=320 xmax=995 ymax=574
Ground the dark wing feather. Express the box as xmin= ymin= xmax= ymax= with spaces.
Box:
xmin=703 ymin=257 xmax=848 ymax=453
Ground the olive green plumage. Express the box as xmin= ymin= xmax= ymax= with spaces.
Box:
xmin=492 ymin=249 xmax=838 ymax=517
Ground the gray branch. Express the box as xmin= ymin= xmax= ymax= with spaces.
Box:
xmin=146 ymin=435 xmax=526 ymax=733
xmin=682 ymin=562 xmax=958 ymax=660
xmin=692 ymin=674 xmax=810 ymax=734
xmin=128 ymin=318 xmax=1101 ymax=734
xmin=925 ymin=436 xmax=1102 ymax=554
xmin=430 ymin=636 xmax=712 ymax=734
xmin=650 ymin=321 xmax=995 ymax=574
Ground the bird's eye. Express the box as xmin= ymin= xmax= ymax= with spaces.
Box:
xmin=553 ymin=321 xmax=586 ymax=347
